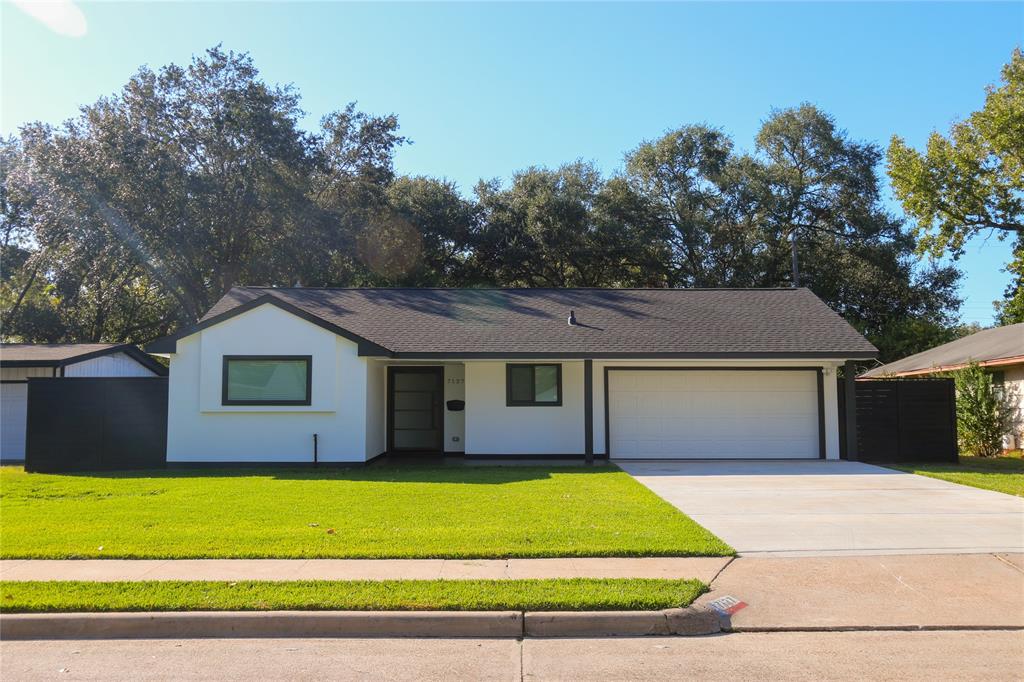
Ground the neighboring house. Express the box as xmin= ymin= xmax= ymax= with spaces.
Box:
xmin=861 ymin=323 xmax=1024 ymax=450
xmin=0 ymin=344 xmax=168 ymax=462
xmin=147 ymin=287 xmax=876 ymax=464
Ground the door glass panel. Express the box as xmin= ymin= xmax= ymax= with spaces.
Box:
xmin=509 ymin=365 xmax=534 ymax=403
xmin=394 ymin=373 xmax=438 ymax=391
xmin=534 ymin=366 xmax=559 ymax=402
xmin=394 ymin=410 xmax=434 ymax=429
xmin=394 ymin=430 xmax=439 ymax=449
xmin=394 ymin=391 xmax=432 ymax=410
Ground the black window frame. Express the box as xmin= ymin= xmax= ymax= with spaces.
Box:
xmin=222 ymin=355 xmax=313 ymax=406
xmin=991 ymin=370 xmax=1006 ymax=399
xmin=506 ymin=363 xmax=562 ymax=407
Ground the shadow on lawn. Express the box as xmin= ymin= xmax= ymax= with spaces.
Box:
xmin=18 ymin=461 xmax=617 ymax=485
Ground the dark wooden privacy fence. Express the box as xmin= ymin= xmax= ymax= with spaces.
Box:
xmin=25 ymin=377 xmax=168 ymax=472
xmin=839 ymin=378 xmax=957 ymax=463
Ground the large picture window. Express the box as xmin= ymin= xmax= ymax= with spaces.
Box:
xmin=506 ymin=363 xmax=562 ymax=406
xmin=222 ymin=355 xmax=312 ymax=406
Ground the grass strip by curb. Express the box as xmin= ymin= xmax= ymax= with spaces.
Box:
xmin=0 ymin=578 xmax=707 ymax=613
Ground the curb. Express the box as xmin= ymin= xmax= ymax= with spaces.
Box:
xmin=0 ymin=611 xmax=524 ymax=640
xmin=0 ymin=607 xmax=722 ymax=640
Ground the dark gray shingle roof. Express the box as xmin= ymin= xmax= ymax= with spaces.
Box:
xmin=191 ymin=287 xmax=876 ymax=358
xmin=861 ymin=323 xmax=1024 ymax=377
xmin=0 ymin=344 xmax=125 ymax=363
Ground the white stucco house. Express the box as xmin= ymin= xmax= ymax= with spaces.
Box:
xmin=0 ymin=343 xmax=168 ymax=461
xmin=146 ymin=287 xmax=877 ymax=464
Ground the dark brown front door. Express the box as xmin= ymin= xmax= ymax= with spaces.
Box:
xmin=387 ymin=367 xmax=444 ymax=453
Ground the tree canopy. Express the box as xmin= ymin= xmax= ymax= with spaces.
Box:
xmin=888 ymin=48 xmax=1024 ymax=324
xmin=1 ymin=46 xmax=980 ymax=362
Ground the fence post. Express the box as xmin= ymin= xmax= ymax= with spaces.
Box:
xmin=948 ymin=379 xmax=959 ymax=460
xmin=895 ymin=380 xmax=903 ymax=461
xmin=844 ymin=360 xmax=858 ymax=461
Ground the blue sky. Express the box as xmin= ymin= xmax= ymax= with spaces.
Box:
xmin=3 ymin=1 xmax=1021 ymax=324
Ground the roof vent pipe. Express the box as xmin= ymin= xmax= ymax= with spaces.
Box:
xmin=568 ymin=310 xmax=577 ymax=326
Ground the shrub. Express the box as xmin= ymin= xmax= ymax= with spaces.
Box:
xmin=953 ymin=363 xmax=1015 ymax=456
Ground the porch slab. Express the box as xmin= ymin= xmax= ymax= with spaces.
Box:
xmin=0 ymin=557 xmax=731 ymax=583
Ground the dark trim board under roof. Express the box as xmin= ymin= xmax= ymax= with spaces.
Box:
xmin=145 ymin=287 xmax=878 ymax=359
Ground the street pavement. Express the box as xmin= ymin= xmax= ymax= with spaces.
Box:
xmin=3 ymin=631 xmax=1022 ymax=681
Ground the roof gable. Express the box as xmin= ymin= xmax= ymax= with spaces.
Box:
xmin=145 ymin=294 xmax=391 ymax=356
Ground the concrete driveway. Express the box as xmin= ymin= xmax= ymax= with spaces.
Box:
xmin=617 ymin=460 xmax=1024 ymax=556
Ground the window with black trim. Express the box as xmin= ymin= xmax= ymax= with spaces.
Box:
xmin=506 ymin=363 xmax=562 ymax=406
xmin=992 ymin=370 xmax=1006 ymax=399
xmin=222 ymin=355 xmax=312 ymax=406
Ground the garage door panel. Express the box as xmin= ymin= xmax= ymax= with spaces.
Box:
xmin=609 ymin=393 xmax=638 ymax=411
xmin=610 ymin=416 xmax=639 ymax=437
xmin=608 ymin=370 xmax=819 ymax=460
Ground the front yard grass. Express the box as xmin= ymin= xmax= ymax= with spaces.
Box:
xmin=0 ymin=578 xmax=706 ymax=613
xmin=890 ymin=453 xmax=1024 ymax=497
xmin=0 ymin=465 xmax=732 ymax=559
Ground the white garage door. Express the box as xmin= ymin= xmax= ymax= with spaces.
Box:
xmin=1 ymin=382 xmax=28 ymax=461
xmin=608 ymin=370 xmax=820 ymax=459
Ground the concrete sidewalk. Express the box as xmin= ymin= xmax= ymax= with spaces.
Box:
xmin=701 ymin=552 xmax=1024 ymax=630
xmin=0 ymin=557 xmax=731 ymax=582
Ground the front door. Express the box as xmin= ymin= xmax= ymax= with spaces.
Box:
xmin=388 ymin=366 xmax=444 ymax=453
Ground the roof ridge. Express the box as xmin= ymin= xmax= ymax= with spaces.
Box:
xmin=236 ymin=286 xmax=810 ymax=292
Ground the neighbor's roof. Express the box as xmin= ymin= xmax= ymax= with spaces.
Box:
xmin=148 ymin=287 xmax=877 ymax=359
xmin=861 ymin=323 xmax=1024 ymax=378
xmin=0 ymin=343 xmax=168 ymax=375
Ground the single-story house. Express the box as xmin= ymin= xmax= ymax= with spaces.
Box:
xmin=0 ymin=343 xmax=168 ymax=461
xmin=861 ymin=322 xmax=1024 ymax=450
xmin=146 ymin=287 xmax=876 ymax=464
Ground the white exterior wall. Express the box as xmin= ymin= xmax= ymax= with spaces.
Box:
xmin=0 ymin=382 xmax=27 ymax=460
xmin=1003 ymin=364 xmax=1024 ymax=450
xmin=63 ymin=352 xmax=159 ymax=377
xmin=365 ymin=361 xmax=386 ymax=459
xmin=592 ymin=359 xmax=843 ymax=460
xmin=167 ymin=305 xmax=368 ymax=463
xmin=444 ymin=364 xmax=466 ymax=452
xmin=822 ymin=369 xmax=841 ymax=459
xmin=464 ymin=360 xmax=585 ymax=455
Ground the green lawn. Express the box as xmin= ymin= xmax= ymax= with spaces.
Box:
xmin=0 ymin=465 xmax=731 ymax=559
xmin=890 ymin=453 xmax=1024 ymax=497
xmin=0 ymin=578 xmax=706 ymax=613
